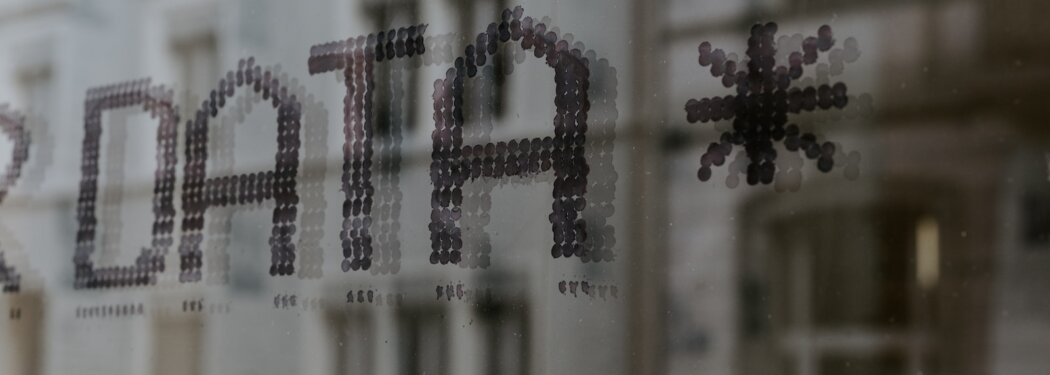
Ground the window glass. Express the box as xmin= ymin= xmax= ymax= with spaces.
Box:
xmin=0 ymin=1 xmax=1046 ymax=374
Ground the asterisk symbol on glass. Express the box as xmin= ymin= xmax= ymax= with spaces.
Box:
xmin=685 ymin=22 xmax=848 ymax=185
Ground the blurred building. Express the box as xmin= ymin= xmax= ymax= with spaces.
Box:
xmin=659 ymin=1 xmax=1050 ymax=375
xmin=0 ymin=0 xmax=634 ymax=374
xmin=0 ymin=0 xmax=1046 ymax=374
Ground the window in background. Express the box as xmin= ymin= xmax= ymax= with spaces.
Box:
xmin=398 ymin=304 xmax=449 ymax=375
xmin=0 ymin=293 xmax=42 ymax=375
xmin=454 ymin=0 xmax=511 ymax=121
xmin=1022 ymin=190 xmax=1050 ymax=247
xmin=741 ymin=205 xmax=940 ymax=375
xmin=170 ymin=30 xmax=219 ymax=118
xmin=14 ymin=50 xmax=53 ymax=189
xmin=327 ymin=310 xmax=376 ymax=375
xmin=364 ymin=0 xmax=420 ymax=136
xmin=170 ymin=16 xmax=268 ymax=291
xmin=477 ymin=297 xmax=529 ymax=375
xmin=152 ymin=313 xmax=203 ymax=375
xmin=17 ymin=65 xmax=52 ymax=125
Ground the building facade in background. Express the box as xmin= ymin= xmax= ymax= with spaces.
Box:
xmin=0 ymin=0 xmax=1047 ymax=374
